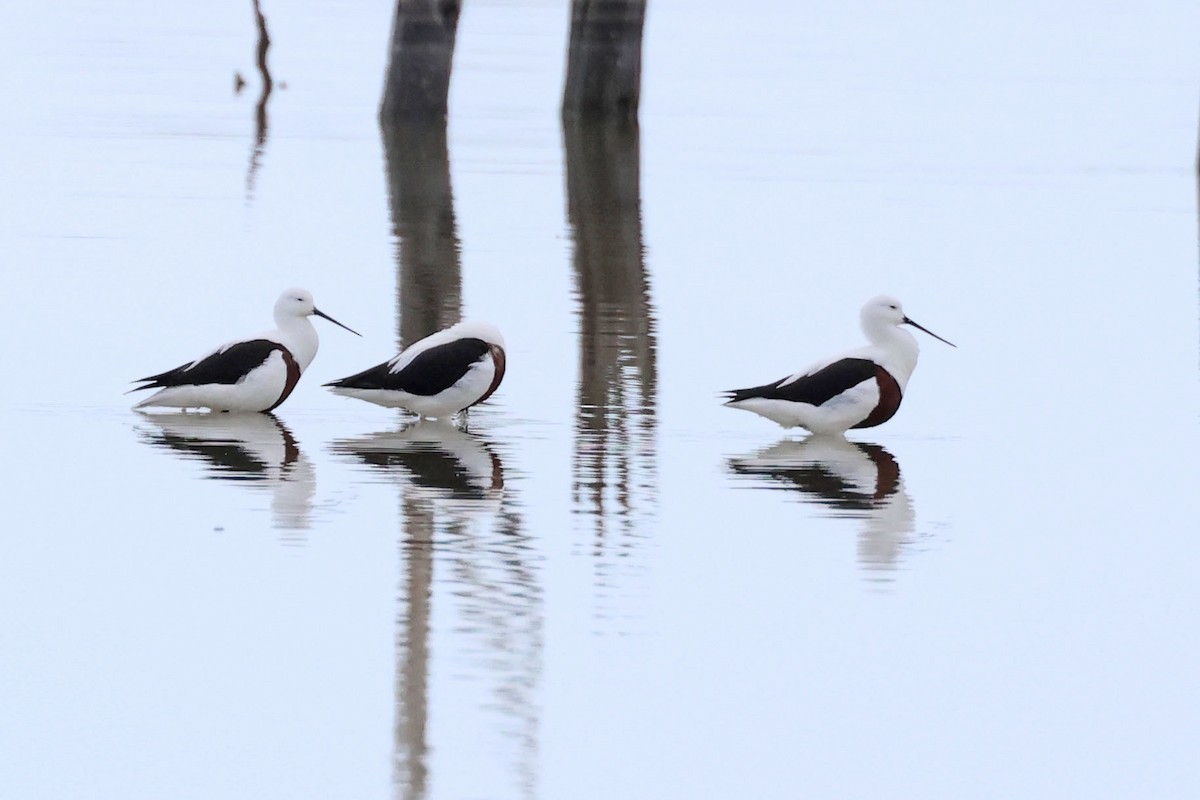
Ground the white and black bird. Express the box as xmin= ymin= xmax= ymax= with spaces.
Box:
xmin=131 ymin=288 xmax=360 ymax=413
xmin=324 ymin=320 xmax=506 ymax=420
xmin=723 ymin=295 xmax=955 ymax=434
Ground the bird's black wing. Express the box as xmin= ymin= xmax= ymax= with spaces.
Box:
xmin=724 ymin=357 xmax=877 ymax=406
xmin=133 ymin=339 xmax=284 ymax=389
xmin=326 ymin=338 xmax=490 ymax=396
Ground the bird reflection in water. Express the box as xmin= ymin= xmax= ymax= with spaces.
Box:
xmin=332 ymin=421 xmax=503 ymax=503
xmin=133 ymin=412 xmax=315 ymax=533
xmin=728 ymin=437 xmax=917 ymax=576
xmin=331 ymin=422 xmax=539 ymax=800
xmin=565 ymin=116 xmax=658 ymax=625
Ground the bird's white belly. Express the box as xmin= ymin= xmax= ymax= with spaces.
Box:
xmin=409 ymin=360 xmax=496 ymax=417
xmin=805 ymin=382 xmax=880 ymax=433
xmin=732 ymin=378 xmax=880 ymax=433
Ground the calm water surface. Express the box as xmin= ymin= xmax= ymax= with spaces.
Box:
xmin=2 ymin=1 xmax=1198 ymax=799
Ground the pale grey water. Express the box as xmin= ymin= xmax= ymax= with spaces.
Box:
xmin=2 ymin=2 xmax=1199 ymax=798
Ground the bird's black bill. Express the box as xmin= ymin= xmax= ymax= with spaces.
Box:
xmin=314 ymin=308 xmax=362 ymax=336
xmin=903 ymin=317 xmax=956 ymax=347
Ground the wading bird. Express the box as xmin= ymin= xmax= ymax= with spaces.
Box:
xmin=723 ymin=295 xmax=954 ymax=434
xmin=325 ymin=319 xmax=506 ymax=422
xmin=131 ymin=287 xmax=359 ymax=413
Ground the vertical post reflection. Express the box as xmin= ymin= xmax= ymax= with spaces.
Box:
xmin=380 ymin=111 xmax=463 ymax=800
xmin=564 ymin=117 xmax=658 ymax=614
xmin=395 ymin=500 xmax=432 ymax=800
xmin=381 ymin=119 xmax=463 ymax=346
xmin=379 ymin=109 xmax=541 ymax=797
xmin=244 ymin=0 xmax=273 ymax=200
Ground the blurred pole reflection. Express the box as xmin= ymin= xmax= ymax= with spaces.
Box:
xmin=245 ymin=0 xmax=273 ymax=200
xmin=378 ymin=75 xmax=540 ymax=791
xmin=380 ymin=118 xmax=463 ymax=346
xmin=379 ymin=101 xmax=466 ymax=798
xmin=133 ymin=412 xmax=315 ymax=533
xmin=565 ymin=117 xmax=657 ymax=542
xmin=330 ymin=425 xmax=540 ymax=800
xmin=727 ymin=437 xmax=917 ymax=577
xmin=397 ymin=496 xmax=431 ymax=800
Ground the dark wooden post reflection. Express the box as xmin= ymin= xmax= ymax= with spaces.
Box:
xmin=565 ymin=117 xmax=658 ymax=547
xmin=381 ymin=119 xmax=463 ymax=347
xmin=395 ymin=501 xmax=432 ymax=800
xmin=380 ymin=108 xmax=461 ymax=800
xmin=244 ymin=0 xmax=274 ymax=200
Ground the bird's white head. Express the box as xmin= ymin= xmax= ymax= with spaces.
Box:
xmin=273 ymin=287 xmax=361 ymax=336
xmin=860 ymin=294 xmax=955 ymax=348
xmin=861 ymin=295 xmax=907 ymax=330
xmin=275 ymin=288 xmax=317 ymax=320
